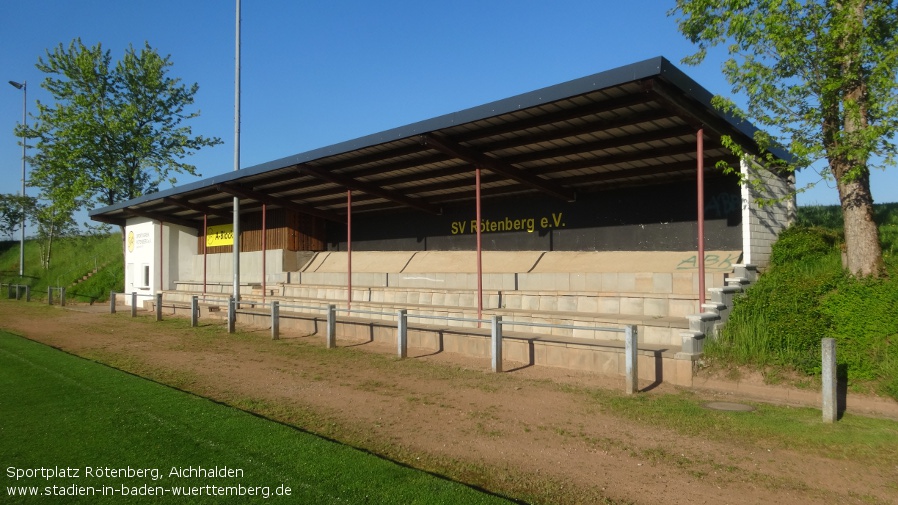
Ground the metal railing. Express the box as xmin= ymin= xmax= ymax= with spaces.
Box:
xmin=109 ymin=291 xmax=641 ymax=394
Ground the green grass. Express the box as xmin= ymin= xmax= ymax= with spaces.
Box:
xmin=591 ymin=389 xmax=898 ymax=465
xmin=0 ymin=232 xmax=123 ymax=303
xmin=0 ymin=330 xmax=513 ymax=504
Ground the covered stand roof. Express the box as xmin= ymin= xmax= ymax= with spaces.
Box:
xmin=89 ymin=57 xmax=770 ymax=229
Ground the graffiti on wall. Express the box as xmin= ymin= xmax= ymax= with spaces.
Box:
xmin=676 ymin=252 xmax=741 ymax=271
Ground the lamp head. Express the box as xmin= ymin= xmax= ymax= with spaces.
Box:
xmin=8 ymin=81 xmax=25 ymax=90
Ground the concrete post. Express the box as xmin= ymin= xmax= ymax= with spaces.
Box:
xmin=110 ymin=291 xmax=116 ymax=314
xmin=491 ymin=315 xmax=503 ymax=373
xmin=60 ymin=288 xmax=66 ymax=307
xmin=326 ymin=304 xmax=336 ymax=349
xmin=822 ymin=338 xmax=837 ymax=423
xmin=48 ymin=286 xmax=53 ymax=305
xmin=5 ymin=284 xmax=10 ymax=299
xmin=625 ymin=325 xmax=639 ymax=395
xmin=131 ymin=292 xmax=137 ymax=317
xmin=155 ymin=293 xmax=163 ymax=321
xmin=190 ymin=296 xmax=198 ymax=327
xmin=25 ymin=285 xmax=30 ymax=302
xmin=397 ymin=309 xmax=408 ymax=358
xmin=15 ymin=284 xmax=21 ymax=300
xmin=227 ymin=296 xmax=236 ymax=334
xmin=271 ymin=301 xmax=280 ymax=340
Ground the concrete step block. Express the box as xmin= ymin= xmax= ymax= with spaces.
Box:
xmin=678 ymin=330 xmax=705 ymax=354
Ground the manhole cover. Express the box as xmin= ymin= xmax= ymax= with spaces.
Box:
xmin=704 ymin=402 xmax=756 ymax=412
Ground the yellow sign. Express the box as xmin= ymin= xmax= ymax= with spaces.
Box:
xmin=206 ymin=224 xmax=234 ymax=247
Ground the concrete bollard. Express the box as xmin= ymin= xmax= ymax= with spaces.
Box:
xmin=822 ymin=338 xmax=837 ymax=423
xmin=625 ymin=325 xmax=639 ymax=395
xmin=190 ymin=296 xmax=198 ymax=327
xmin=15 ymin=284 xmax=21 ymax=300
xmin=271 ymin=301 xmax=280 ymax=340
xmin=110 ymin=291 xmax=116 ymax=314
xmin=131 ymin=292 xmax=137 ymax=317
xmin=155 ymin=293 xmax=163 ymax=321
xmin=397 ymin=309 xmax=408 ymax=358
xmin=227 ymin=297 xmax=236 ymax=334
xmin=491 ymin=315 xmax=503 ymax=373
xmin=60 ymin=288 xmax=66 ymax=307
xmin=326 ymin=304 xmax=336 ymax=349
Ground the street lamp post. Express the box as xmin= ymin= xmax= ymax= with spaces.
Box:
xmin=8 ymin=80 xmax=26 ymax=278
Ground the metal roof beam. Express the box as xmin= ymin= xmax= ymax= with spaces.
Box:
xmin=216 ymin=183 xmax=345 ymax=223
xmin=420 ymin=133 xmax=576 ymax=202
xmin=642 ymin=78 xmax=762 ymax=156
xmin=292 ymin=164 xmax=442 ymax=215
xmin=163 ymin=197 xmax=232 ymax=219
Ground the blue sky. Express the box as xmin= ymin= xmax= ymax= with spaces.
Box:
xmin=2 ymin=0 xmax=895 ymax=228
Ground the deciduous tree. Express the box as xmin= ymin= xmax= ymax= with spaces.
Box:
xmin=19 ymin=39 xmax=222 ymax=256
xmin=671 ymin=0 xmax=898 ymax=277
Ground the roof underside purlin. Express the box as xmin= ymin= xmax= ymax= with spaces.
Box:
xmin=89 ymin=57 xmax=773 ymax=229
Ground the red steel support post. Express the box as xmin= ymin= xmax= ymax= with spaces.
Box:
xmin=347 ymin=189 xmax=352 ymax=310
xmin=697 ymin=129 xmax=706 ymax=305
xmin=262 ymin=203 xmax=267 ymax=304
xmin=475 ymin=166 xmax=483 ymax=323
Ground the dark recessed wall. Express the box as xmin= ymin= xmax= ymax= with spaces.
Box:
xmin=327 ymin=176 xmax=743 ymax=252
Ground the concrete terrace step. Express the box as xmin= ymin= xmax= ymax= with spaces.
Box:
xmin=279 ymin=283 xmax=703 ymax=319
xmin=162 ymin=289 xmax=688 ymax=345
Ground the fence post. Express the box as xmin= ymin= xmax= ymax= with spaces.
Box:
xmin=60 ymin=287 xmax=66 ymax=307
xmin=110 ymin=291 xmax=116 ymax=314
xmin=271 ymin=301 xmax=280 ymax=340
xmin=7 ymin=284 xmax=12 ymax=299
xmin=822 ymin=338 xmax=837 ymax=423
xmin=131 ymin=292 xmax=137 ymax=317
xmin=625 ymin=325 xmax=639 ymax=395
xmin=155 ymin=293 xmax=163 ymax=321
xmin=190 ymin=296 xmax=198 ymax=327
xmin=491 ymin=315 xmax=503 ymax=373
xmin=25 ymin=285 xmax=30 ymax=302
xmin=326 ymin=304 xmax=336 ymax=349
xmin=397 ymin=309 xmax=408 ymax=358
xmin=227 ymin=296 xmax=236 ymax=334
xmin=15 ymin=284 xmax=21 ymax=300
xmin=48 ymin=286 xmax=53 ymax=305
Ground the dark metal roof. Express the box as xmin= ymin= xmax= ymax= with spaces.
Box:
xmin=89 ymin=56 xmax=778 ymax=229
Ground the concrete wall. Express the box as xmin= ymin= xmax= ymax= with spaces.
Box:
xmin=741 ymin=159 xmax=796 ymax=268
xmin=180 ymin=249 xmax=305 ymax=285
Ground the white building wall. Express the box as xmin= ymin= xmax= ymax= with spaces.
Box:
xmin=740 ymin=159 xmax=796 ymax=268
xmin=124 ymin=218 xmax=159 ymax=304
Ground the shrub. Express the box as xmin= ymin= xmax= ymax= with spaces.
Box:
xmin=769 ymin=226 xmax=841 ymax=266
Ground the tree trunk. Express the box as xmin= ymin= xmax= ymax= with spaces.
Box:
xmin=834 ymin=164 xmax=884 ymax=277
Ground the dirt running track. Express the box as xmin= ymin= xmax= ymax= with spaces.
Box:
xmin=2 ymin=301 xmax=896 ymax=504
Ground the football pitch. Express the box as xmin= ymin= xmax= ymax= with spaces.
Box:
xmin=0 ymin=331 xmax=513 ymax=504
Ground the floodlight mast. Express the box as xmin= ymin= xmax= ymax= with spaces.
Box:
xmin=8 ymin=80 xmax=26 ymax=278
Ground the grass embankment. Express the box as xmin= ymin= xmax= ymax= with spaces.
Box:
xmin=707 ymin=203 xmax=898 ymax=400
xmin=0 ymin=233 xmax=122 ymax=303
xmin=0 ymin=330 xmax=511 ymax=505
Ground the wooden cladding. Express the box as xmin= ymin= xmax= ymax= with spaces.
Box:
xmin=200 ymin=208 xmax=326 ymax=254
